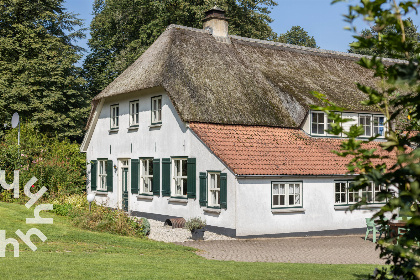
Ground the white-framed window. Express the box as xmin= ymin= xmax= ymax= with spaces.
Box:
xmin=110 ymin=104 xmax=119 ymax=129
xmin=151 ymin=96 xmax=162 ymax=124
xmin=172 ymin=158 xmax=187 ymax=196
xmin=359 ymin=115 xmax=372 ymax=137
xmin=311 ymin=112 xmax=325 ymax=135
xmin=98 ymin=160 xmax=107 ymax=191
xmin=140 ymin=159 xmax=153 ymax=194
xmin=208 ymin=172 xmax=220 ymax=207
xmin=129 ymin=100 xmax=139 ymax=126
xmin=335 ymin=181 xmax=385 ymax=205
xmin=311 ymin=111 xmax=338 ymax=136
xmin=272 ymin=182 xmax=302 ymax=208
xmin=373 ymin=115 xmax=385 ymax=136
xmin=359 ymin=114 xmax=386 ymax=137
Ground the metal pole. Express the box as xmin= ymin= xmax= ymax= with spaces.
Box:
xmin=18 ymin=121 xmax=20 ymax=158
xmin=89 ymin=202 xmax=92 ymax=212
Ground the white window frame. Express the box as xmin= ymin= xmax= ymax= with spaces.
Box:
xmin=359 ymin=114 xmax=372 ymax=137
xmin=272 ymin=182 xmax=302 ymax=208
xmin=334 ymin=181 xmax=386 ymax=205
xmin=359 ymin=114 xmax=386 ymax=138
xmin=373 ymin=115 xmax=385 ymax=137
xmin=140 ymin=159 xmax=153 ymax=194
xmin=98 ymin=160 xmax=107 ymax=191
xmin=208 ymin=172 xmax=221 ymax=207
xmin=151 ymin=96 xmax=162 ymax=124
xmin=311 ymin=111 xmax=339 ymax=136
xmin=110 ymin=104 xmax=119 ymax=129
xmin=311 ymin=112 xmax=325 ymax=135
xmin=129 ymin=100 xmax=139 ymax=127
xmin=172 ymin=158 xmax=187 ymax=197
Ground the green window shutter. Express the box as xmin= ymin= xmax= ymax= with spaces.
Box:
xmin=187 ymin=158 xmax=196 ymax=199
xmin=199 ymin=172 xmax=207 ymax=207
xmin=162 ymin=158 xmax=171 ymax=196
xmin=220 ymin=173 xmax=227 ymax=209
xmin=106 ymin=160 xmax=113 ymax=192
xmin=131 ymin=159 xmax=139 ymax=194
xmin=153 ymin=159 xmax=160 ymax=196
xmin=91 ymin=160 xmax=97 ymax=191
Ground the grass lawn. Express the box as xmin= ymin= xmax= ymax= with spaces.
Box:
xmin=0 ymin=202 xmax=383 ymax=279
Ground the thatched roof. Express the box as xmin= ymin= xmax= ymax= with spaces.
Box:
xmin=92 ymin=24 xmax=400 ymax=128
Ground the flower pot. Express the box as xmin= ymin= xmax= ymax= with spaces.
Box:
xmin=191 ymin=228 xmax=205 ymax=241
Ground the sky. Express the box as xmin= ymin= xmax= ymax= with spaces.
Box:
xmin=63 ymin=0 xmax=420 ymax=62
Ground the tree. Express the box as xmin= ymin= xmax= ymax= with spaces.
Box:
xmin=0 ymin=0 xmax=89 ymax=142
xmin=349 ymin=17 xmax=420 ymax=58
xmin=276 ymin=26 xmax=319 ymax=48
xmin=83 ymin=0 xmax=279 ymax=98
xmin=313 ymin=0 xmax=420 ymax=278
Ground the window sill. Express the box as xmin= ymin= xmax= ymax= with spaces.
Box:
xmin=108 ymin=129 xmax=119 ymax=133
xmin=203 ymin=208 xmax=221 ymax=214
xmin=334 ymin=204 xmax=385 ymax=211
xmin=128 ymin=126 xmax=139 ymax=131
xmin=137 ymin=194 xmax=153 ymax=200
xmin=271 ymin=208 xmax=305 ymax=213
xmin=95 ymin=191 xmax=108 ymax=196
xmin=168 ymin=197 xmax=188 ymax=204
xmin=149 ymin=124 xmax=162 ymax=129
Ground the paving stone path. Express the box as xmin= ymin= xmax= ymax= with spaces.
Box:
xmin=175 ymin=235 xmax=386 ymax=264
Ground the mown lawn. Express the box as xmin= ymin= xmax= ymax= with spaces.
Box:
xmin=0 ymin=202 xmax=383 ymax=279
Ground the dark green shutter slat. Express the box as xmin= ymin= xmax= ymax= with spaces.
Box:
xmin=131 ymin=159 xmax=139 ymax=194
xmin=187 ymin=158 xmax=196 ymax=199
xmin=91 ymin=160 xmax=97 ymax=191
xmin=106 ymin=160 xmax=113 ymax=192
xmin=199 ymin=172 xmax=207 ymax=207
xmin=162 ymin=158 xmax=171 ymax=196
xmin=220 ymin=173 xmax=227 ymax=209
xmin=153 ymin=159 xmax=160 ymax=196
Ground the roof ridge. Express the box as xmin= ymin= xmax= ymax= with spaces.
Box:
xmin=166 ymin=24 xmax=406 ymax=64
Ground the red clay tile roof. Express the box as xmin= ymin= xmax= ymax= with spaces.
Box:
xmin=190 ymin=122 xmax=396 ymax=176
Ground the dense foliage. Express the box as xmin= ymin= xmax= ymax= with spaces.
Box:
xmin=349 ymin=17 xmax=420 ymax=58
xmin=0 ymin=0 xmax=89 ymax=142
xmin=276 ymin=26 xmax=319 ymax=48
xmin=0 ymin=123 xmax=86 ymax=200
xmin=313 ymin=0 xmax=420 ymax=278
xmin=51 ymin=193 xmax=150 ymax=237
xmin=83 ymin=0 xmax=279 ymax=97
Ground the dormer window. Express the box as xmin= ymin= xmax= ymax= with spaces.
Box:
xmin=359 ymin=114 xmax=386 ymax=137
xmin=311 ymin=111 xmax=336 ymax=136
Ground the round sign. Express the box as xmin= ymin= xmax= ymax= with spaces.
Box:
xmin=11 ymin=112 xmax=19 ymax=128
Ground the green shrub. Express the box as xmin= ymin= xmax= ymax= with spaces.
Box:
xmin=0 ymin=123 xmax=86 ymax=200
xmin=139 ymin=217 xmax=150 ymax=236
xmin=185 ymin=217 xmax=206 ymax=232
xmin=53 ymin=203 xmax=73 ymax=216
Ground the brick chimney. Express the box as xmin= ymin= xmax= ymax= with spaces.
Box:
xmin=203 ymin=7 xmax=228 ymax=39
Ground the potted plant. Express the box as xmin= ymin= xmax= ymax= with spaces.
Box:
xmin=185 ymin=217 xmax=206 ymax=241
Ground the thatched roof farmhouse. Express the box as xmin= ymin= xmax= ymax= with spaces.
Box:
xmin=81 ymin=8 xmax=393 ymax=237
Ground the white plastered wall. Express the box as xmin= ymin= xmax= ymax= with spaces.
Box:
xmin=86 ymin=87 xmax=236 ymax=231
xmin=235 ymin=177 xmax=383 ymax=236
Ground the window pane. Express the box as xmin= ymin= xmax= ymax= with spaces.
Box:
xmin=175 ymin=160 xmax=180 ymax=176
xmin=312 ymin=124 xmax=317 ymax=134
xmin=183 ymin=179 xmax=187 ymax=195
xmin=280 ymin=195 xmax=285 ymax=206
xmin=289 ymin=195 xmax=294 ymax=205
xmin=273 ymin=184 xmax=279 ymax=194
xmin=279 ymin=184 xmax=285 ymax=194
xmin=273 ymin=195 xmax=279 ymax=206
xmin=289 ymin=184 xmax=294 ymax=194
xmin=312 ymin=113 xmax=317 ymax=123
xmin=182 ymin=160 xmax=187 ymax=176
